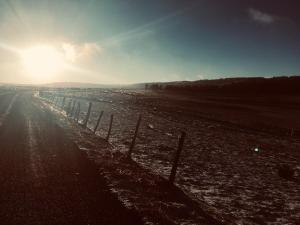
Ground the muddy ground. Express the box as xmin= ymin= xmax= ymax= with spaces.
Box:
xmin=50 ymin=89 xmax=300 ymax=225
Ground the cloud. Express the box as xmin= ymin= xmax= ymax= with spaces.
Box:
xmin=248 ymin=8 xmax=275 ymax=24
xmin=62 ymin=42 xmax=102 ymax=62
xmin=101 ymin=3 xmax=199 ymax=47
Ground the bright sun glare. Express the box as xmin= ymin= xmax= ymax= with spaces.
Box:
xmin=21 ymin=45 xmax=64 ymax=81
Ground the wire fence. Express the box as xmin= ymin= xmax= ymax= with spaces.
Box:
xmin=39 ymin=90 xmax=186 ymax=184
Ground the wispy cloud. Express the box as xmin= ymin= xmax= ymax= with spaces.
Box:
xmin=62 ymin=42 xmax=102 ymax=62
xmin=100 ymin=3 xmax=199 ymax=47
xmin=248 ymin=8 xmax=275 ymax=24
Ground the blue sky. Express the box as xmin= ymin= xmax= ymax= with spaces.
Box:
xmin=0 ymin=0 xmax=300 ymax=84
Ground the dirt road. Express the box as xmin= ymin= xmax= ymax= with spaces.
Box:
xmin=0 ymin=92 xmax=142 ymax=225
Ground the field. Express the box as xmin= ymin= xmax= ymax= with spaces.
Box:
xmin=46 ymin=88 xmax=300 ymax=225
xmin=1 ymin=86 xmax=299 ymax=224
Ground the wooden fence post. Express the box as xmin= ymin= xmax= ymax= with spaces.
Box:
xmin=66 ymin=99 xmax=72 ymax=115
xmin=83 ymin=102 xmax=92 ymax=128
xmin=54 ymin=97 xmax=58 ymax=107
xmin=73 ymin=101 xmax=78 ymax=120
xmin=61 ymin=97 xmax=66 ymax=109
xmin=169 ymin=131 xmax=186 ymax=184
xmin=128 ymin=114 xmax=142 ymax=158
xmin=94 ymin=111 xmax=104 ymax=133
xmin=106 ymin=114 xmax=114 ymax=141
xmin=70 ymin=100 xmax=76 ymax=117
xmin=75 ymin=102 xmax=81 ymax=122
xmin=67 ymin=99 xmax=73 ymax=116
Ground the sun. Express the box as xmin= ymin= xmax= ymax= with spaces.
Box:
xmin=21 ymin=45 xmax=64 ymax=82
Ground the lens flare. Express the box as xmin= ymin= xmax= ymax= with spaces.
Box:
xmin=21 ymin=45 xmax=64 ymax=82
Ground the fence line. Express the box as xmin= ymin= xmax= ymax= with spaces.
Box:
xmin=39 ymin=92 xmax=186 ymax=184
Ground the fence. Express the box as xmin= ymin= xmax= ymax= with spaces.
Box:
xmin=39 ymin=91 xmax=187 ymax=184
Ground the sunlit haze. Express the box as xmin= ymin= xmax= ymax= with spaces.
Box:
xmin=20 ymin=45 xmax=64 ymax=83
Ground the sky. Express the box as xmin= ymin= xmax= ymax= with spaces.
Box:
xmin=0 ymin=0 xmax=300 ymax=84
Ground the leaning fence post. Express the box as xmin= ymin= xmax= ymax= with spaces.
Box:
xmin=128 ymin=114 xmax=142 ymax=158
xmin=54 ymin=96 xmax=59 ymax=107
xmin=66 ymin=99 xmax=72 ymax=115
xmin=83 ymin=102 xmax=92 ymax=128
xmin=106 ymin=114 xmax=114 ymax=141
xmin=73 ymin=101 xmax=78 ymax=120
xmin=76 ymin=102 xmax=81 ymax=122
xmin=52 ymin=96 xmax=56 ymax=105
xmin=169 ymin=131 xmax=186 ymax=184
xmin=70 ymin=100 xmax=76 ymax=117
xmin=94 ymin=111 xmax=104 ymax=133
xmin=67 ymin=99 xmax=73 ymax=116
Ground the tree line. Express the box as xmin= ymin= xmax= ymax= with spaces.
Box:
xmin=145 ymin=76 xmax=300 ymax=95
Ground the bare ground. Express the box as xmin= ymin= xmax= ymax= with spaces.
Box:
xmin=51 ymin=89 xmax=300 ymax=225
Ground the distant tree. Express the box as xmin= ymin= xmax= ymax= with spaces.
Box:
xmin=155 ymin=76 xmax=300 ymax=95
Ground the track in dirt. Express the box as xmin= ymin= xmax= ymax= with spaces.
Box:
xmin=0 ymin=92 xmax=142 ymax=225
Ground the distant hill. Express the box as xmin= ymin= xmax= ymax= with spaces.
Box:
xmin=145 ymin=76 xmax=300 ymax=95
xmin=1 ymin=76 xmax=300 ymax=94
xmin=41 ymin=82 xmax=125 ymax=89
